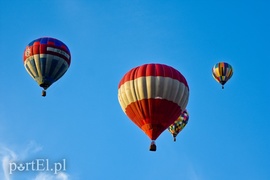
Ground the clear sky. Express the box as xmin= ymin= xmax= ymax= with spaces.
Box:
xmin=0 ymin=0 xmax=270 ymax=180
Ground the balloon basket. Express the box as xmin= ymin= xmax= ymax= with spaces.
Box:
xmin=42 ymin=90 xmax=46 ymax=97
xmin=173 ymin=137 xmax=176 ymax=142
xmin=149 ymin=141 xmax=156 ymax=151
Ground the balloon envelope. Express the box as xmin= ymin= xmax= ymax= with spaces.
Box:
xmin=212 ymin=62 xmax=233 ymax=88
xmin=23 ymin=37 xmax=71 ymax=95
xmin=118 ymin=63 xmax=189 ymax=150
xmin=168 ymin=109 xmax=189 ymax=141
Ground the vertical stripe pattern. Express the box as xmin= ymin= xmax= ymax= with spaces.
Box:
xmin=212 ymin=62 xmax=233 ymax=86
xmin=23 ymin=37 xmax=71 ymax=89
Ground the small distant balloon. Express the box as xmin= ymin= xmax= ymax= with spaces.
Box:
xmin=168 ymin=110 xmax=189 ymax=142
xmin=212 ymin=62 xmax=233 ymax=89
xmin=23 ymin=37 xmax=71 ymax=96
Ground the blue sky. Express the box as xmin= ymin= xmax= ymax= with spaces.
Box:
xmin=0 ymin=0 xmax=270 ymax=179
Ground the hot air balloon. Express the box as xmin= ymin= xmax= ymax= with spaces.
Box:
xmin=168 ymin=109 xmax=189 ymax=142
xmin=23 ymin=37 xmax=71 ymax=96
xmin=212 ymin=62 xmax=233 ymax=89
xmin=118 ymin=63 xmax=189 ymax=151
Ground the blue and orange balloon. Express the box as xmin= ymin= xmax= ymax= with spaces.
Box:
xmin=212 ymin=62 xmax=233 ymax=89
xmin=23 ymin=37 xmax=71 ymax=96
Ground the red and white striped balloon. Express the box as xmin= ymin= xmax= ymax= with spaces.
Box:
xmin=118 ymin=63 xmax=189 ymax=151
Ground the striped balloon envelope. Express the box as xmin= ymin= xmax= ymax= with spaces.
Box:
xmin=23 ymin=37 xmax=71 ymax=96
xmin=212 ymin=62 xmax=233 ymax=89
xmin=118 ymin=63 xmax=189 ymax=151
